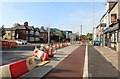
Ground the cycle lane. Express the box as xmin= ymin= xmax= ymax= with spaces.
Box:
xmin=41 ymin=45 xmax=86 ymax=79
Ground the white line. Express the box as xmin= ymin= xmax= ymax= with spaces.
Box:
xmin=83 ymin=44 xmax=88 ymax=79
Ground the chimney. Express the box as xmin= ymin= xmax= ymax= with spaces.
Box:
xmin=24 ymin=22 xmax=28 ymax=26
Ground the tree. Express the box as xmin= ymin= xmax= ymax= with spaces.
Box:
xmin=80 ymin=35 xmax=86 ymax=40
xmin=86 ymin=33 xmax=93 ymax=40
xmin=13 ymin=23 xmax=20 ymax=27
xmin=0 ymin=25 xmax=6 ymax=39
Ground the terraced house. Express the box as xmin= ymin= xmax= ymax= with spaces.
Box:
xmin=94 ymin=1 xmax=120 ymax=52
xmin=3 ymin=22 xmax=40 ymax=43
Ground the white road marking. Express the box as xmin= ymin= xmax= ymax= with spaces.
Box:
xmin=83 ymin=44 xmax=88 ymax=79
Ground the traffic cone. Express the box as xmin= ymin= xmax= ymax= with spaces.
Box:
xmin=49 ymin=45 xmax=53 ymax=57
xmin=42 ymin=52 xmax=50 ymax=62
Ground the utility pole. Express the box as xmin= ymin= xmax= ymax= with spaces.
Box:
xmin=81 ymin=25 xmax=82 ymax=36
xmin=92 ymin=0 xmax=94 ymax=46
xmin=47 ymin=25 xmax=50 ymax=45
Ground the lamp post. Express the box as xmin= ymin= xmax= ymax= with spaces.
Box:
xmin=92 ymin=0 xmax=94 ymax=45
xmin=81 ymin=25 xmax=82 ymax=36
xmin=47 ymin=25 xmax=50 ymax=45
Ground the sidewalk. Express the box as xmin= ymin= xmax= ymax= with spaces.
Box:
xmin=94 ymin=46 xmax=119 ymax=71
xmin=21 ymin=45 xmax=79 ymax=78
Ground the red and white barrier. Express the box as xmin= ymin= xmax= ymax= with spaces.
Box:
xmin=9 ymin=60 xmax=29 ymax=79
xmin=0 ymin=65 xmax=11 ymax=78
xmin=0 ymin=58 xmax=37 ymax=79
xmin=32 ymin=47 xmax=49 ymax=61
xmin=42 ymin=52 xmax=49 ymax=61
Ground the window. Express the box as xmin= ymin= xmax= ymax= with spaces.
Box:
xmin=111 ymin=14 xmax=117 ymax=23
xmin=119 ymin=31 xmax=120 ymax=42
xmin=8 ymin=33 xmax=11 ymax=35
xmin=111 ymin=33 xmax=114 ymax=42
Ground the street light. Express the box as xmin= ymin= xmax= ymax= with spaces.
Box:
xmin=81 ymin=25 xmax=82 ymax=36
xmin=47 ymin=25 xmax=50 ymax=45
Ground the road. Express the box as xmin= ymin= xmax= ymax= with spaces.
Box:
xmin=1 ymin=43 xmax=40 ymax=66
xmin=41 ymin=45 xmax=86 ymax=79
xmin=1 ymin=43 xmax=119 ymax=79
xmin=88 ymin=45 xmax=119 ymax=79
xmin=41 ymin=44 xmax=119 ymax=79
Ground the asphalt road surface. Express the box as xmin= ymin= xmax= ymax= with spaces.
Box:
xmin=1 ymin=44 xmax=40 ymax=66
xmin=41 ymin=45 xmax=86 ymax=79
xmin=41 ymin=44 xmax=119 ymax=79
xmin=88 ymin=45 xmax=119 ymax=79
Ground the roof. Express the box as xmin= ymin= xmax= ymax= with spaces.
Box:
xmin=40 ymin=26 xmax=47 ymax=32
xmin=11 ymin=25 xmax=34 ymax=30
xmin=13 ymin=25 xmax=26 ymax=30
xmin=5 ymin=28 xmax=16 ymax=31
xmin=50 ymin=28 xmax=61 ymax=33
xmin=108 ymin=2 xmax=118 ymax=13
xmin=100 ymin=2 xmax=117 ymax=22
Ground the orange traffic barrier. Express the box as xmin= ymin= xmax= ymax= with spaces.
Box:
xmin=2 ymin=41 xmax=9 ymax=48
xmin=9 ymin=60 xmax=29 ymax=79
xmin=2 ymin=41 xmax=17 ymax=49
xmin=49 ymin=44 xmax=53 ymax=57
xmin=42 ymin=51 xmax=49 ymax=62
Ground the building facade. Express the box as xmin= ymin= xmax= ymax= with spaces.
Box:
xmin=94 ymin=1 xmax=120 ymax=51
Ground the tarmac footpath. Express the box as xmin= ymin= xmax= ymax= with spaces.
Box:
xmin=41 ymin=45 xmax=86 ymax=79
xmin=88 ymin=45 xmax=119 ymax=79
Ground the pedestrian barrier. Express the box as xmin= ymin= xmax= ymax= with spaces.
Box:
xmin=2 ymin=41 xmax=9 ymax=48
xmin=10 ymin=42 xmax=16 ymax=48
xmin=32 ymin=47 xmax=50 ymax=62
xmin=56 ymin=44 xmax=60 ymax=49
xmin=0 ymin=65 xmax=11 ymax=78
xmin=9 ymin=60 xmax=29 ymax=79
xmin=0 ymin=42 xmax=71 ymax=79
xmin=32 ymin=47 xmax=44 ymax=59
xmin=26 ymin=57 xmax=36 ymax=70
xmin=1 ymin=41 xmax=17 ymax=49
xmin=60 ymin=43 xmax=62 ymax=47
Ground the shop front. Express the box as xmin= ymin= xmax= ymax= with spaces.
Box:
xmin=108 ymin=23 xmax=119 ymax=51
xmin=103 ymin=28 xmax=109 ymax=47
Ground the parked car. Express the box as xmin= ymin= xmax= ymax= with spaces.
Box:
xmin=93 ymin=40 xmax=100 ymax=46
xmin=16 ymin=39 xmax=27 ymax=45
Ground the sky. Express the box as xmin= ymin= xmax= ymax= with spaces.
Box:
xmin=1 ymin=1 xmax=105 ymax=35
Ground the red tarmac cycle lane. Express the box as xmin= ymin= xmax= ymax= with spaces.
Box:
xmin=41 ymin=45 xmax=86 ymax=79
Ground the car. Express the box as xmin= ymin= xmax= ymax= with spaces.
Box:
xmin=16 ymin=39 xmax=27 ymax=45
xmin=93 ymin=40 xmax=100 ymax=46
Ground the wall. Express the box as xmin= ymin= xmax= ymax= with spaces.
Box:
xmin=3 ymin=31 xmax=15 ymax=40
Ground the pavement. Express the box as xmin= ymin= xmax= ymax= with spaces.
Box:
xmin=21 ymin=45 xmax=79 ymax=78
xmin=94 ymin=46 xmax=119 ymax=71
